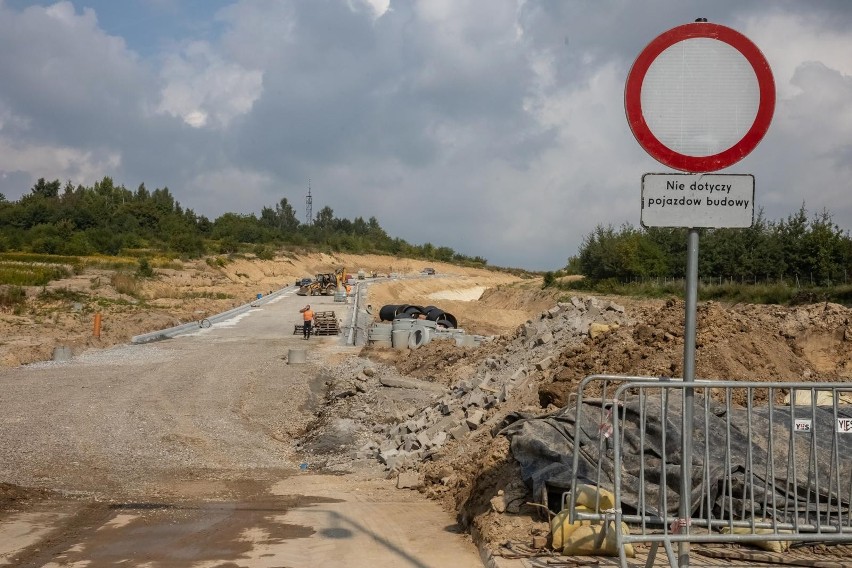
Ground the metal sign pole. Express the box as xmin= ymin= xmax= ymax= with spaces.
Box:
xmin=679 ymin=228 xmax=699 ymax=566
xmin=626 ymin=20 xmax=773 ymax=567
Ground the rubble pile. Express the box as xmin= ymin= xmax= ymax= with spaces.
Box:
xmin=363 ymin=297 xmax=631 ymax=471
xmin=297 ymin=296 xmax=630 ymax=473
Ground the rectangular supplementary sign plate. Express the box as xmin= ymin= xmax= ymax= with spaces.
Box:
xmin=641 ymin=173 xmax=755 ymax=228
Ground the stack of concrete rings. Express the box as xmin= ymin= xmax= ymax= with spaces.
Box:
xmin=367 ymin=322 xmax=392 ymax=347
xmin=391 ymin=318 xmax=415 ymax=350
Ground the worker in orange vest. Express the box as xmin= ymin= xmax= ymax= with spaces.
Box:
xmin=299 ymin=304 xmax=315 ymax=339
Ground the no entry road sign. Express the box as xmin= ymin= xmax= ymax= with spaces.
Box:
xmin=625 ymin=22 xmax=775 ymax=173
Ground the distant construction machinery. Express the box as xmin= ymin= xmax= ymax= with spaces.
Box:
xmin=297 ymin=267 xmax=346 ymax=296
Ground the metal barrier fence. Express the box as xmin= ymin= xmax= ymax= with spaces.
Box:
xmin=568 ymin=374 xmax=852 ymax=567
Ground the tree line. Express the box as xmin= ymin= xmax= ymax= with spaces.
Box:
xmin=0 ymin=177 xmax=487 ymax=266
xmin=570 ymin=207 xmax=852 ymax=286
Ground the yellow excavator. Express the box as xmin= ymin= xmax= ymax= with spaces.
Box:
xmin=297 ymin=267 xmax=345 ymax=296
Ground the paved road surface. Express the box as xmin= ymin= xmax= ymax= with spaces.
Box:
xmin=0 ymin=286 xmax=483 ymax=567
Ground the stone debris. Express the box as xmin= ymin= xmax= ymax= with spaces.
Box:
xmin=490 ymin=490 xmax=508 ymax=513
xmin=299 ymin=296 xmax=632 ymax=475
xmin=397 ymin=471 xmax=422 ymax=489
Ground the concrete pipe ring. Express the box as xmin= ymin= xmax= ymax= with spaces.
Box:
xmin=408 ymin=328 xmax=425 ymax=349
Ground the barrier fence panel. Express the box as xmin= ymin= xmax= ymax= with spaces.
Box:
xmin=568 ymin=375 xmax=852 ymax=568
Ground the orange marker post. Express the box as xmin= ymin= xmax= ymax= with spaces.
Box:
xmin=93 ymin=313 xmax=102 ymax=338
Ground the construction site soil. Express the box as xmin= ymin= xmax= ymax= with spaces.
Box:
xmin=2 ymin=251 xmax=852 ymax=563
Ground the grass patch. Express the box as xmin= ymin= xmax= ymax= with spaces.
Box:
xmin=110 ymin=273 xmax=141 ymax=297
xmin=0 ymin=252 xmax=79 ymax=265
xmin=181 ymin=291 xmax=233 ymax=300
xmin=558 ymin=277 xmax=852 ymax=306
xmin=206 ymin=256 xmax=230 ymax=268
xmin=699 ymin=283 xmax=796 ymax=304
xmin=153 ymin=258 xmax=183 ymax=270
xmin=0 ymin=285 xmax=27 ymax=312
xmin=95 ymin=297 xmax=141 ymax=308
xmin=0 ymin=252 xmax=81 ymax=284
xmin=37 ymin=288 xmax=88 ymax=303
xmin=80 ymin=256 xmax=138 ymax=271
xmin=0 ymin=262 xmax=72 ymax=286
xmin=560 ymin=277 xmax=684 ymax=298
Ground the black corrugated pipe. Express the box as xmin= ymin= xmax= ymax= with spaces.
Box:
xmin=379 ymin=304 xmax=401 ymax=321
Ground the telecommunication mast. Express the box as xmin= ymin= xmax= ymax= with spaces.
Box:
xmin=305 ymin=180 xmax=313 ymax=225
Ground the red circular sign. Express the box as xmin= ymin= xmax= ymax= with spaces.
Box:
xmin=625 ymin=22 xmax=775 ymax=172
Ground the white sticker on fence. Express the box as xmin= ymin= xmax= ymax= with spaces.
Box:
xmin=836 ymin=418 xmax=852 ymax=433
xmin=795 ymin=419 xmax=812 ymax=433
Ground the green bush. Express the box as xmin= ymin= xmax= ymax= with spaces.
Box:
xmin=205 ymin=256 xmax=229 ymax=268
xmin=253 ymin=245 xmax=275 ymax=261
xmin=136 ymin=257 xmax=155 ymax=278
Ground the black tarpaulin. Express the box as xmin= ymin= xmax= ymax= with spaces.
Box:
xmin=499 ymin=395 xmax=852 ymax=524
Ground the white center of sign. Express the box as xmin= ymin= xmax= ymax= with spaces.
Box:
xmin=641 ymin=38 xmax=760 ymax=158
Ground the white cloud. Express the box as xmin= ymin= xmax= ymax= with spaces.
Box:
xmin=348 ymin=0 xmax=390 ymax=19
xmin=742 ymin=12 xmax=852 ymax=101
xmin=157 ymin=41 xmax=263 ymax=128
xmin=0 ymin=137 xmax=121 ymax=187
xmin=43 ymin=0 xmax=95 ymax=26
xmin=495 ymin=58 xmax=643 ymax=254
xmin=733 ymin=11 xmax=852 ymax=224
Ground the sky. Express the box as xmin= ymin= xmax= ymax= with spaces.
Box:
xmin=1 ymin=1 xmax=851 ymax=270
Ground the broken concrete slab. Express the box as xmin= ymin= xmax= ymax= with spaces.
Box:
xmin=465 ymin=409 xmax=484 ymax=430
xmin=397 ymin=471 xmax=422 ymax=489
xmin=535 ymin=331 xmax=553 ymax=345
xmin=380 ymin=376 xmax=446 ymax=393
xmin=535 ymin=356 xmax=553 ymax=371
xmin=449 ymin=421 xmax=470 ymax=440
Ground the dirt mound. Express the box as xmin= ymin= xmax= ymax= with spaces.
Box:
xmin=365 ymin=279 xmax=557 ymax=337
xmin=541 ymin=299 xmax=852 ymax=407
xmin=297 ymin=295 xmax=852 ymax=554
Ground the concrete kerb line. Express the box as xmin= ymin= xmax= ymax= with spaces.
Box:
xmin=346 ymin=280 xmax=361 ymax=346
xmin=345 ymin=279 xmax=380 ymax=347
xmin=131 ymin=287 xmax=292 ymax=344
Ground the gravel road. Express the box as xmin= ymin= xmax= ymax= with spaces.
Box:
xmin=0 ymin=288 xmax=324 ymax=500
xmin=0 ymin=286 xmax=483 ymax=566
